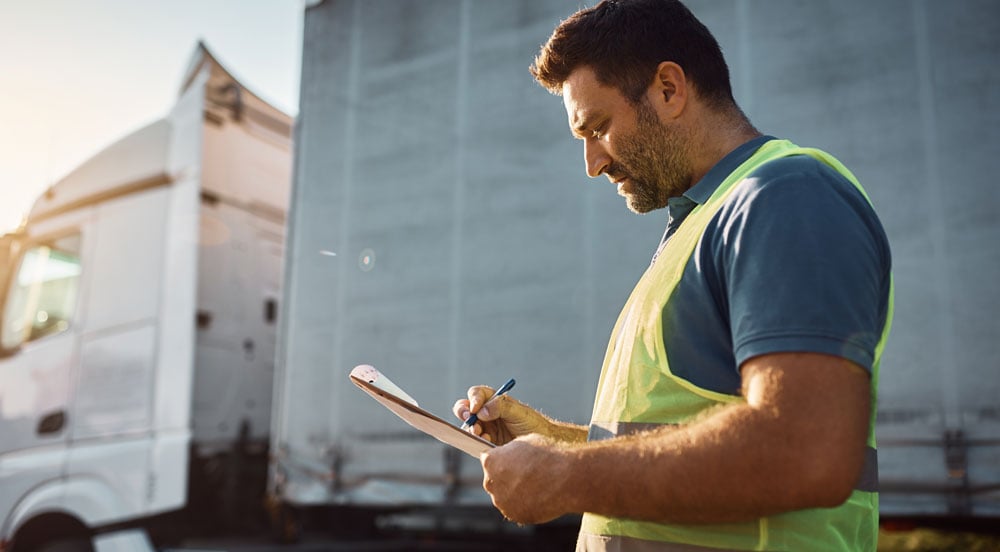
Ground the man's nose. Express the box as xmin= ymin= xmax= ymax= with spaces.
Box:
xmin=584 ymin=138 xmax=610 ymax=178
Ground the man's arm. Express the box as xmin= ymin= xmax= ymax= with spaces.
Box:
xmin=480 ymin=351 xmax=871 ymax=524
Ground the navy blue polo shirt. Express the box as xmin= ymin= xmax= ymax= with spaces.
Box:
xmin=658 ymin=136 xmax=892 ymax=395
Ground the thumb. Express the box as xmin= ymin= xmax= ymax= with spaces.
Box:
xmin=477 ymin=393 xmax=512 ymax=421
xmin=467 ymin=385 xmax=495 ymax=414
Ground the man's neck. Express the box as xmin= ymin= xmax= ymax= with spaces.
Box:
xmin=685 ymin=108 xmax=762 ymax=186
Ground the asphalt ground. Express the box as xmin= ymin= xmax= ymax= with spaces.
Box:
xmin=163 ymin=527 xmax=1000 ymax=552
xmin=165 ymin=532 xmax=573 ymax=552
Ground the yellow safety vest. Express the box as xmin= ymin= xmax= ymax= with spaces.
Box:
xmin=579 ymin=139 xmax=894 ymax=552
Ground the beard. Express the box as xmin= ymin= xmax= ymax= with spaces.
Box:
xmin=607 ymin=100 xmax=692 ymax=214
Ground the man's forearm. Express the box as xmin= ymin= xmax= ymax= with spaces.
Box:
xmin=558 ymin=403 xmax=862 ymax=524
xmin=533 ymin=411 xmax=589 ymax=443
xmin=543 ymin=418 xmax=589 ymax=443
xmin=559 ymin=404 xmax=793 ymax=524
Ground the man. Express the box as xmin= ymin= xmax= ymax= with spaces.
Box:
xmin=453 ymin=1 xmax=892 ymax=550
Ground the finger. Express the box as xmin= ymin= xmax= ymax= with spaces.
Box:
xmin=476 ymin=394 xmax=508 ymax=422
xmin=467 ymin=386 xmax=495 ymax=413
xmin=452 ymin=399 xmax=471 ymax=422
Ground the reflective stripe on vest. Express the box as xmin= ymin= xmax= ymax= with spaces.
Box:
xmin=580 ymin=139 xmax=893 ymax=552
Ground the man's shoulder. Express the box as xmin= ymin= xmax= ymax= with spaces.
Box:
xmin=747 ymin=152 xmax=847 ymax=188
xmin=709 ymin=149 xmax=886 ymax=252
xmin=725 ymin=152 xmax=864 ymax=213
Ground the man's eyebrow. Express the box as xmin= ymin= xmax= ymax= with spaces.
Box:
xmin=570 ymin=113 xmax=598 ymax=138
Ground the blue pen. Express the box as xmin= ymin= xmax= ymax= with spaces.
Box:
xmin=461 ymin=378 xmax=516 ymax=429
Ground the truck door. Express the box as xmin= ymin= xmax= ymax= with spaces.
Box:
xmin=0 ymin=229 xmax=85 ymax=513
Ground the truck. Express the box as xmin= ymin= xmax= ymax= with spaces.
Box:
xmin=271 ymin=0 xmax=999 ymax=533
xmin=0 ymin=43 xmax=292 ymax=551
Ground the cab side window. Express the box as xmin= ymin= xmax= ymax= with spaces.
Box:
xmin=2 ymin=234 xmax=82 ymax=349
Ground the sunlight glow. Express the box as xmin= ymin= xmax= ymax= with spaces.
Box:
xmin=0 ymin=0 xmax=303 ymax=234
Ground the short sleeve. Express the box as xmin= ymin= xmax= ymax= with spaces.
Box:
xmin=713 ymin=156 xmax=891 ymax=372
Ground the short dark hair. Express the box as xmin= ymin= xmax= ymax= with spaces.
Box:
xmin=530 ymin=0 xmax=736 ymax=109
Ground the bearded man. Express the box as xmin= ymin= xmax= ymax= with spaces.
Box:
xmin=454 ymin=1 xmax=893 ymax=550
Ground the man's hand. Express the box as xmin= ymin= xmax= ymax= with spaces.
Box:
xmin=453 ymin=386 xmax=547 ymax=445
xmin=480 ymin=434 xmax=573 ymax=524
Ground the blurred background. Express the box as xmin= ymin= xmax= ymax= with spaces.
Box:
xmin=1 ymin=1 xmax=998 ymax=551
xmin=0 ymin=0 xmax=303 ymax=234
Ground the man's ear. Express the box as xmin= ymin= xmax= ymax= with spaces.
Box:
xmin=652 ymin=61 xmax=687 ymax=118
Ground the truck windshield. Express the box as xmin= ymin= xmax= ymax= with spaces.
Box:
xmin=1 ymin=234 xmax=82 ymax=350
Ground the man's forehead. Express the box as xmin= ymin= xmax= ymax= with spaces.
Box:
xmin=562 ymin=67 xmax=606 ymax=125
xmin=562 ymin=67 xmax=600 ymax=102
xmin=562 ymin=67 xmax=624 ymax=133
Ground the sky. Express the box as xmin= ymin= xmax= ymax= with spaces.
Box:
xmin=0 ymin=0 xmax=304 ymax=234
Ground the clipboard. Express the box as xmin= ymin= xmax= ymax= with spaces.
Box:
xmin=349 ymin=371 xmax=495 ymax=458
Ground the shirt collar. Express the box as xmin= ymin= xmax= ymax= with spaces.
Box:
xmin=683 ymin=135 xmax=775 ymax=205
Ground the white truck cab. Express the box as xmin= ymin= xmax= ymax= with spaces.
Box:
xmin=0 ymin=43 xmax=292 ymax=551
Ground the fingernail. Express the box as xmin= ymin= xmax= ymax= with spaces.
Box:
xmin=479 ymin=406 xmax=491 ymax=419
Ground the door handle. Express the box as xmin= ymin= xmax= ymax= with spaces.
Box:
xmin=37 ymin=410 xmax=66 ymax=435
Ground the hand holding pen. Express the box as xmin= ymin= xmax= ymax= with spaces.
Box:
xmin=461 ymin=378 xmax=516 ymax=429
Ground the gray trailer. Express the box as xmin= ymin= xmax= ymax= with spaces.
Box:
xmin=271 ymin=0 xmax=1000 ymax=523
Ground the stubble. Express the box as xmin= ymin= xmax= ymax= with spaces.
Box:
xmin=610 ymin=100 xmax=692 ymax=214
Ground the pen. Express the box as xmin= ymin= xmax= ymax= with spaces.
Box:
xmin=461 ymin=378 xmax=516 ymax=430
